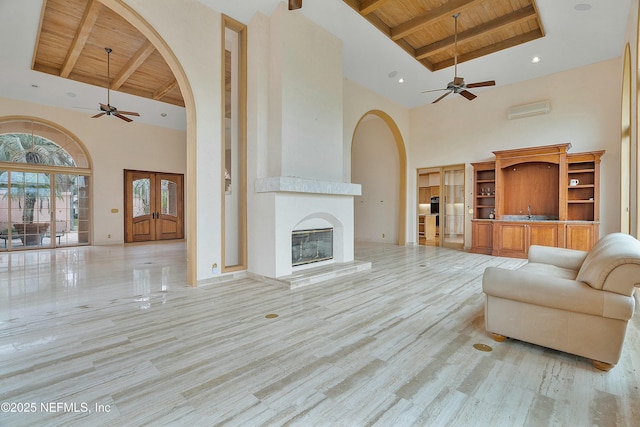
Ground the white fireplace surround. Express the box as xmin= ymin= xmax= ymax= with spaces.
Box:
xmin=251 ymin=176 xmax=361 ymax=279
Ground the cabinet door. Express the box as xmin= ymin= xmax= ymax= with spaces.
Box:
xmin=419 ymin=187 xmax=430 ymax=203
xmin=471 ymin=221 xmax=493 ymax=254
xmin=528 ymin=222 xmax=559 ymax=248
xmin=565 ymin=223 xmax=597 ymax=251
xmin=494 ymin=223 xmax=527 ymax=258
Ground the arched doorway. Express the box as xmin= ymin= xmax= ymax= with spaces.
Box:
xmin=351 ymin=110 xmax=407 ymax=245
xmin=0 ymin=117 xmax=92 ymax=250
xmin=101 ymin=0 xmax=198 ymax=284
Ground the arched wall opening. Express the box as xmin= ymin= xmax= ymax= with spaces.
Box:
xmin=100 ymin=0 xmax=198 ymax=285
xmin=351 ymin=110 xmax=407 ymax=246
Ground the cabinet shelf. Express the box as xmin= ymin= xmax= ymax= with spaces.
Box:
xmin=568 ymin=200 xmax=594 ymax=204
xmin=472 ymin=161 xmax=497 ymax=220
xmin=568 ymin=169 xmax=595 ymax=174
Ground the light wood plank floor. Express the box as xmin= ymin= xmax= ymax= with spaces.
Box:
xmin=1 ymin=242 xmax=638 ymax=426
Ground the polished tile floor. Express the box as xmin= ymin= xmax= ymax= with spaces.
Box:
xmin=0 ymin=242 xmax=638 ymax=426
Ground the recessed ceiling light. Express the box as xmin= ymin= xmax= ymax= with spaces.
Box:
xmin=160 ymin=113 xmax=167 ymax=117
xmin=31 ymin=84 xmax=39 ymax=88
xmin=398 ymin=78 xmax=404 ymax=83
xmin=574 ymin=3 xmax=592 ymax=11
xmin=66 ymin=92 xmax=77 ymax=98
xmin=531 ymin=56 xmax=541 ymax=63
xmin=388 ymin=70 xmax=398 ymax=78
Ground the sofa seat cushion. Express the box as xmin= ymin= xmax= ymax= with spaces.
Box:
xmin=482 ymin=267 xmax=635 ymax=321
xmin=518 ymin=262 xmax=578 ymax=280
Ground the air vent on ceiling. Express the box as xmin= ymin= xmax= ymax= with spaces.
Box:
xmin=507 ymin=100 xmax=551 ymax=120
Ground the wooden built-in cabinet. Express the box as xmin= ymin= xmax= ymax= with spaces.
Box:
xmin=470 ymin=144 xmax=604 ymax=258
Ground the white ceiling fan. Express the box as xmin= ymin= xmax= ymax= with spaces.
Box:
xmin=422 ymin=13 xmax=496 ymax=104
xmin=91 ymin=47 xmax=140 ymax=122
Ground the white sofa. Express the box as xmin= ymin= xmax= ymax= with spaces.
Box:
xmin=482 ymin=232 xmax=640 ymax=371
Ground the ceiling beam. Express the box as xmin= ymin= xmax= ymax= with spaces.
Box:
xmin=111 ymin=40 xmax=156 ymax=90
xmin=60 ymin=0 xmax=102 ymax=77
xmin=391 ymin=0 xmax=484 ymax=41
xmin=415 ymin=5 xmax=538 ymax=60
xmin=359 ymin=0 xmax=392 ymax=15
xmin=288 ymin=0 xmax=302 ymax=10
xmin=153 ymin=78 xmax=177 ymax=101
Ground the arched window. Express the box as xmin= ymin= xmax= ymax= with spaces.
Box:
xmin=0 ymin=117 xmax=92 ymax=250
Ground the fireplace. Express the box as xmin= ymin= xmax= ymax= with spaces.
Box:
xmin=292 ymin=228 xmax=333 ymax=266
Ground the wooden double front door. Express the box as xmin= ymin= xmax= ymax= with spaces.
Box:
xmin=125 ymin=170 xmax=184 ymax=242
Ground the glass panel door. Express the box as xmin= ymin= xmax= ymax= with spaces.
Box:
xmin=127 ymin=172 xmax=155 ymax=242
xmin=155 ymin=174 xmax=183 ymax=240
xmin=53 ymin=173 xmax=90 ymax=246
xmin=442 ymin=166 xmax=465 ymax=249
xmin=0 ymin=171 xmax=52 ymax=248
xmin=0 ymin=169 xmax=9 ymax=250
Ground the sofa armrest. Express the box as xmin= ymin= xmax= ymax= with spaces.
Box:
xmin=527 ymin=245 xmax=587 ymax=271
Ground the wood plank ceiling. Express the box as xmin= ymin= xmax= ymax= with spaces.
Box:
xmin=32 ymin=0 xmax=184 ymax=107
xmin=343 ymin=0 xmax=545 ymax=71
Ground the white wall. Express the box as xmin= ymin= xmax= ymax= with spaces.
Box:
xmin=352 ymin=115 xmax=399 ymax=243
xmin=270 ymin=3 xmax=344 ymax=181
xmin=408 ymin=59 xmax=622 ymax=247
xmin=342 ymin=59 xmax=621 ymax=247
xmin=0 ymin=97 xmax=186 ymax=245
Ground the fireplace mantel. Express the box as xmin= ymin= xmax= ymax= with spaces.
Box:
xmin=255 ymin=176 xmax=361 ymax=196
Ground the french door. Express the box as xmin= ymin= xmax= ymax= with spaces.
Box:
xmin=125 ymin=170 xmax=184 ymax=242
xmin=416 ymin=164 xmax=464 ymax=249
xmin=441 ymin=165 xmax=465 ymax=249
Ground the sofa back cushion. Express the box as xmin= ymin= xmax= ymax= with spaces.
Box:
xmin=576 ymin=233 xmax=640 ymax=295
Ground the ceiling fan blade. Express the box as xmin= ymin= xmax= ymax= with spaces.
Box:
xmin=421 ymin=88 xmax=449 ymax=94
xmin=466 ymin=80 xmax=496 ymax=88
xmin=115 ymin=114 xmax=133 ymax=122
xmin=99 ymin=103 xmax=110 ymax=111
xmin=116 ymin=110 xmax=140 ymax=117
xmin=91 ymin=112 xmax=106 ymax=118
xmin=432 ymin=91 xmax=452 ymax=104
xmin=459 ymin=90 xmax=477 ymax=101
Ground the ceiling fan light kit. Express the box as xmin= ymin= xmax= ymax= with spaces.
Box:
xmin=422 ymin=13 xmax=496 ymax=104
xmin=91 ymin=47 xmax=140 ymax=122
